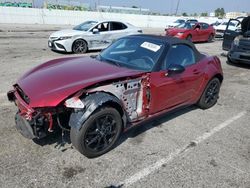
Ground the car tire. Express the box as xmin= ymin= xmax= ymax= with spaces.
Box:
xmin=186 ymin=35 xmax=192 ymax=42
xmin=227 ymin=56 xmax=235 ymax=64
xmin=70 ymin=107 xmax=122 ymax=158
xmin=208 ymin=34 xmax=214 ymax=42
xmin=72 ymin=39 xmax=88 ymax=54
xmin=197 ymin=78 xmax=221 ymax=109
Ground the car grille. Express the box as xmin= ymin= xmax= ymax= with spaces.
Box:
xmin=216 ymin=30 xmax=224 ymax=33
xmin=16 ymin=85 xmax=30 ymax=104
xmin=238 ymin=39 xmax=250 ymax=51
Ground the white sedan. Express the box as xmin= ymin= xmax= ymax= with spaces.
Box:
xmin=48 ymin=20 xmax=142 ymax=53
xmin=214 ymin=21 xmax=239 ymax=38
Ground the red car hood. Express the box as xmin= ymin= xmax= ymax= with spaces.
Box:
xmin=166 ymin=28 xmax=187 ymax=36
xmin=17 ymin=56 xmax=143 ymax=107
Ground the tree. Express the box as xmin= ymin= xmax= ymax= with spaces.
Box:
xmin=193 ymin=13 xmax=198 ymax=17
xmin=215 ymin=8 xmax=225 ymax=17
xmin=132 ymin=5 xmax=138 ymax=8
xmin=201 ymin=12 xmax=208 ymax=17
xmin=182 ymin=12 xmax=188 ymax=16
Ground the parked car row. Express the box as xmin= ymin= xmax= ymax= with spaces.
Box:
xmin=164 ymin=16 xmax=250 ymax=66
xmin=48 ymin=18 xmax=216 ymax=55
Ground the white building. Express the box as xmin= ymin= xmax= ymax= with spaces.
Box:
xmin=225 ymin=12 xmax=248 ymax=19
xmin=97 ymin=5 xmax=150 ymax=15
xmin=209 ymin=12 xmax=215 ymax=17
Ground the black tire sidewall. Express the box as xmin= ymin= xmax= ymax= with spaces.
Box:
xmin=72 ymin=39 xmax=87 ymax=54
xmin=208 ymin=34 xmax=214 ymax=42
xmin=198 ymin=78 xmax=221 ymax=109
xmin=70 ymin=107 xmax=122 ymax=158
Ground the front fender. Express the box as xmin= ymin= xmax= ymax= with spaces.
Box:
xmin=69 ymin=92 xmax=125 ymax=131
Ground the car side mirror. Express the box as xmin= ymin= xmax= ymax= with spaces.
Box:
xmin=167 ymin=64 xmax=185 ymax=75
xmin=92 ymin=28 xmax=99 ymax=34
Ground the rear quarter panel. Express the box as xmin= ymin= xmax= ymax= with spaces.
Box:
xmin=193 ymin=55 xmax=223 ymax=103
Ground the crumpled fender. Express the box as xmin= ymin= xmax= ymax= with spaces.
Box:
xmin=69 ymin=92 xmax=126 ymax=131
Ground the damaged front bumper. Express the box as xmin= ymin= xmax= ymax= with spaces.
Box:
xmin=7 ymin=90 xmax=54 ymax=139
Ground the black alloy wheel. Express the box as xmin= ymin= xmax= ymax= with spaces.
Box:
xmin=198 ymin=78 xmax=221 ymax=109
xmin=72 ymin=39 xmax=88 ymax=54
xmin=70 ymin=107 xmax=122 ymax=158
xmin=84 ymin=114 xmax=118 ymax=152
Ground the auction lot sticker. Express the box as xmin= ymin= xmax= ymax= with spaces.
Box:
xmin=141 ymin=42 xmax=161 ymax=52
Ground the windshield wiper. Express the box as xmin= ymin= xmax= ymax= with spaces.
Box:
xmin=106 ymin=59 xmax=121 ymax=67
xmin=98 ymin=55 xmax=121 ymax=67
xmin=90 ymin=54 xmax=97 ymax=59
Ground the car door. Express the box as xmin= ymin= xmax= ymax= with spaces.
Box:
xmin=192 ymin=23 xmax=202 ymax=41
xmin=200 ymin=23 xmax=210 ymax=41
xmin=149 ymin=44 xmax=205 ymax=114
xmin=108 ymin=22 xmax=130 ymax=42
xmin=222 ymin=19 xmax=241 ymax=51
xmin=90 ymin=22 xmax=112 ymax=49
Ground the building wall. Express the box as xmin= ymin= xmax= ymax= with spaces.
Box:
xmin=225 ymin=12 xmax=248 ymax=19
xmin=0 ymin=7 xmax=219 ymax=28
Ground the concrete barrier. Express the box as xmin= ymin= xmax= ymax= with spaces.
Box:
xmin=0 ymin=7 xmax=219 ymax=28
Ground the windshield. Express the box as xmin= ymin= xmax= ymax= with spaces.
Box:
xmin=174 ymin=19 xmax=185 ymax=24
xmin=73 ymin=21 xmax=98 ymax=31
xmin=176 ymin=22 xmax=192 ymax=29
xmin=187 ymin=19 xmax=198 ymax=23
xmin=98 ymin=38 xmax=164 ymax=71
xmin=221 ymin=22 xmax=235 ymax=26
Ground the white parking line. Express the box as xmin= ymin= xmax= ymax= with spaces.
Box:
xmin=0 ymin=93 xmax=10 ymax=107
xmin=1 ymin=102 xmax=12 ymax=107
xmin=119 ymin=111 xmax=247 ymax=187
xmin=0 ymin=92 xmax=6 ymax=99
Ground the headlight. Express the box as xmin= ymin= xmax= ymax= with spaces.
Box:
xmin=65 ymin=97 xmax=85 ymax=109
xmin=233 ymin=37 xmax=239 ymax=46
xmin=175 ymin=32 xmax=184 ymax=36
xmin=58 ymin=36 xmax=72 ymax=40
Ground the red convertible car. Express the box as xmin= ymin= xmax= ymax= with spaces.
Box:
xmin=8 ymin=35 xmax=223 ymax=158
xmin=165 ymin=22 xmax=215 ymax=42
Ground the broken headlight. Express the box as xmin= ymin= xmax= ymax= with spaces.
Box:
xmin=65 ymin=97 xmax=85 ymax=109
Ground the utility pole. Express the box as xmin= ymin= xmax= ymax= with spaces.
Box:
xmin=97 ymin=0 xmax=100 ymax=11
xmin=175 ymin=0 xmax=180 ymax=16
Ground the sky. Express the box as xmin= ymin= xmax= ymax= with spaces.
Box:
xmin=83 ymin=0 xmax=250 ymax=14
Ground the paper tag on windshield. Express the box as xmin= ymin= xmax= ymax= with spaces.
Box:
xmin=140 ymin=42 xmax=161 ymax=52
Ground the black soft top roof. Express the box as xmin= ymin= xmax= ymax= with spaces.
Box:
xmin=127 ymin=34 xmax=205 ymax=61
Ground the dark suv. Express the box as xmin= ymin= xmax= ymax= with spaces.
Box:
xmin=222 ymin=16 xmax=250 ymax=64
